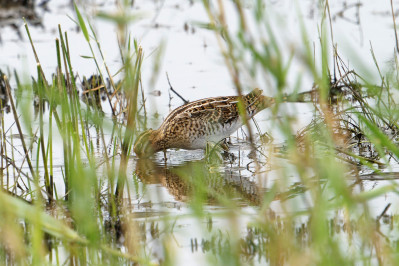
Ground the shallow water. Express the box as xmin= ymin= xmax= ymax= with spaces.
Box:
xmin=1 ymin=0 xmax=399 ymax=264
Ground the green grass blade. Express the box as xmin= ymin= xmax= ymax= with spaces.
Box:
xmin=74 ymin=3 xmax=89 ymax=42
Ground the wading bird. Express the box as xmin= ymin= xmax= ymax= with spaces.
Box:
xmin=133 ymin=88 xmax=276 ymax=158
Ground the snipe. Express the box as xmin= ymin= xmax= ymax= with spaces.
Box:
xmin=134 ymin=88 xmax=274 ymax=158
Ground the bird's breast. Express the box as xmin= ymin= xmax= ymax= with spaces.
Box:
xmin=185 ymin=118 xmax=242 ymax=149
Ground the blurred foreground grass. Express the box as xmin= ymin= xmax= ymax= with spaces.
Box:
xmin=1 ymin=0 xmax=399 ymax=265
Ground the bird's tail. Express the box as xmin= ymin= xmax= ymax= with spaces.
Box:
xmin=244 ymin=88 xmax=275 ymax=115
xmin=244 ymin=88 xmax=315 ymax=117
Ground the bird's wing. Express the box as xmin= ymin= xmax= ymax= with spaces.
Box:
xmin=175 ymin=96 xmax=239 ymax=123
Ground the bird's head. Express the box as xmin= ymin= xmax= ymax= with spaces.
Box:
xmin=133 ymin=129 xmax=158 ymax=158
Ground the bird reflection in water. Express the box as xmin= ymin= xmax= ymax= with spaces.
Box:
xmin=134 ymin=158 xmax=265 ymax=205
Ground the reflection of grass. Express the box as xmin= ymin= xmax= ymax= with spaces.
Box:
xmin=1 ymin=1 xmax=399 ymax=265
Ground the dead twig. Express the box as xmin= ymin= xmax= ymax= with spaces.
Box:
xmin=166 ymin=72 xmax=189 ymax=104
xmin=377 ymin=203 xmax=391 ymax=222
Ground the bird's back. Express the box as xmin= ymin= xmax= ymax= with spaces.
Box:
xmin=153 ymin=88 xmax=274 ymax=149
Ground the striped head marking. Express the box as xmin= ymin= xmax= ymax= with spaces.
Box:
xmin=134 ymin=129 xmax=157 ymax=158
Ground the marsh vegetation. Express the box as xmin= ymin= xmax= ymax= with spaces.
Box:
xmin=1 ymin=0 xmax=399 ymax=265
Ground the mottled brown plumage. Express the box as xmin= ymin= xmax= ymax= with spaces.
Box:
xmin=134 ymin=88 xmax=274 ymax=157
